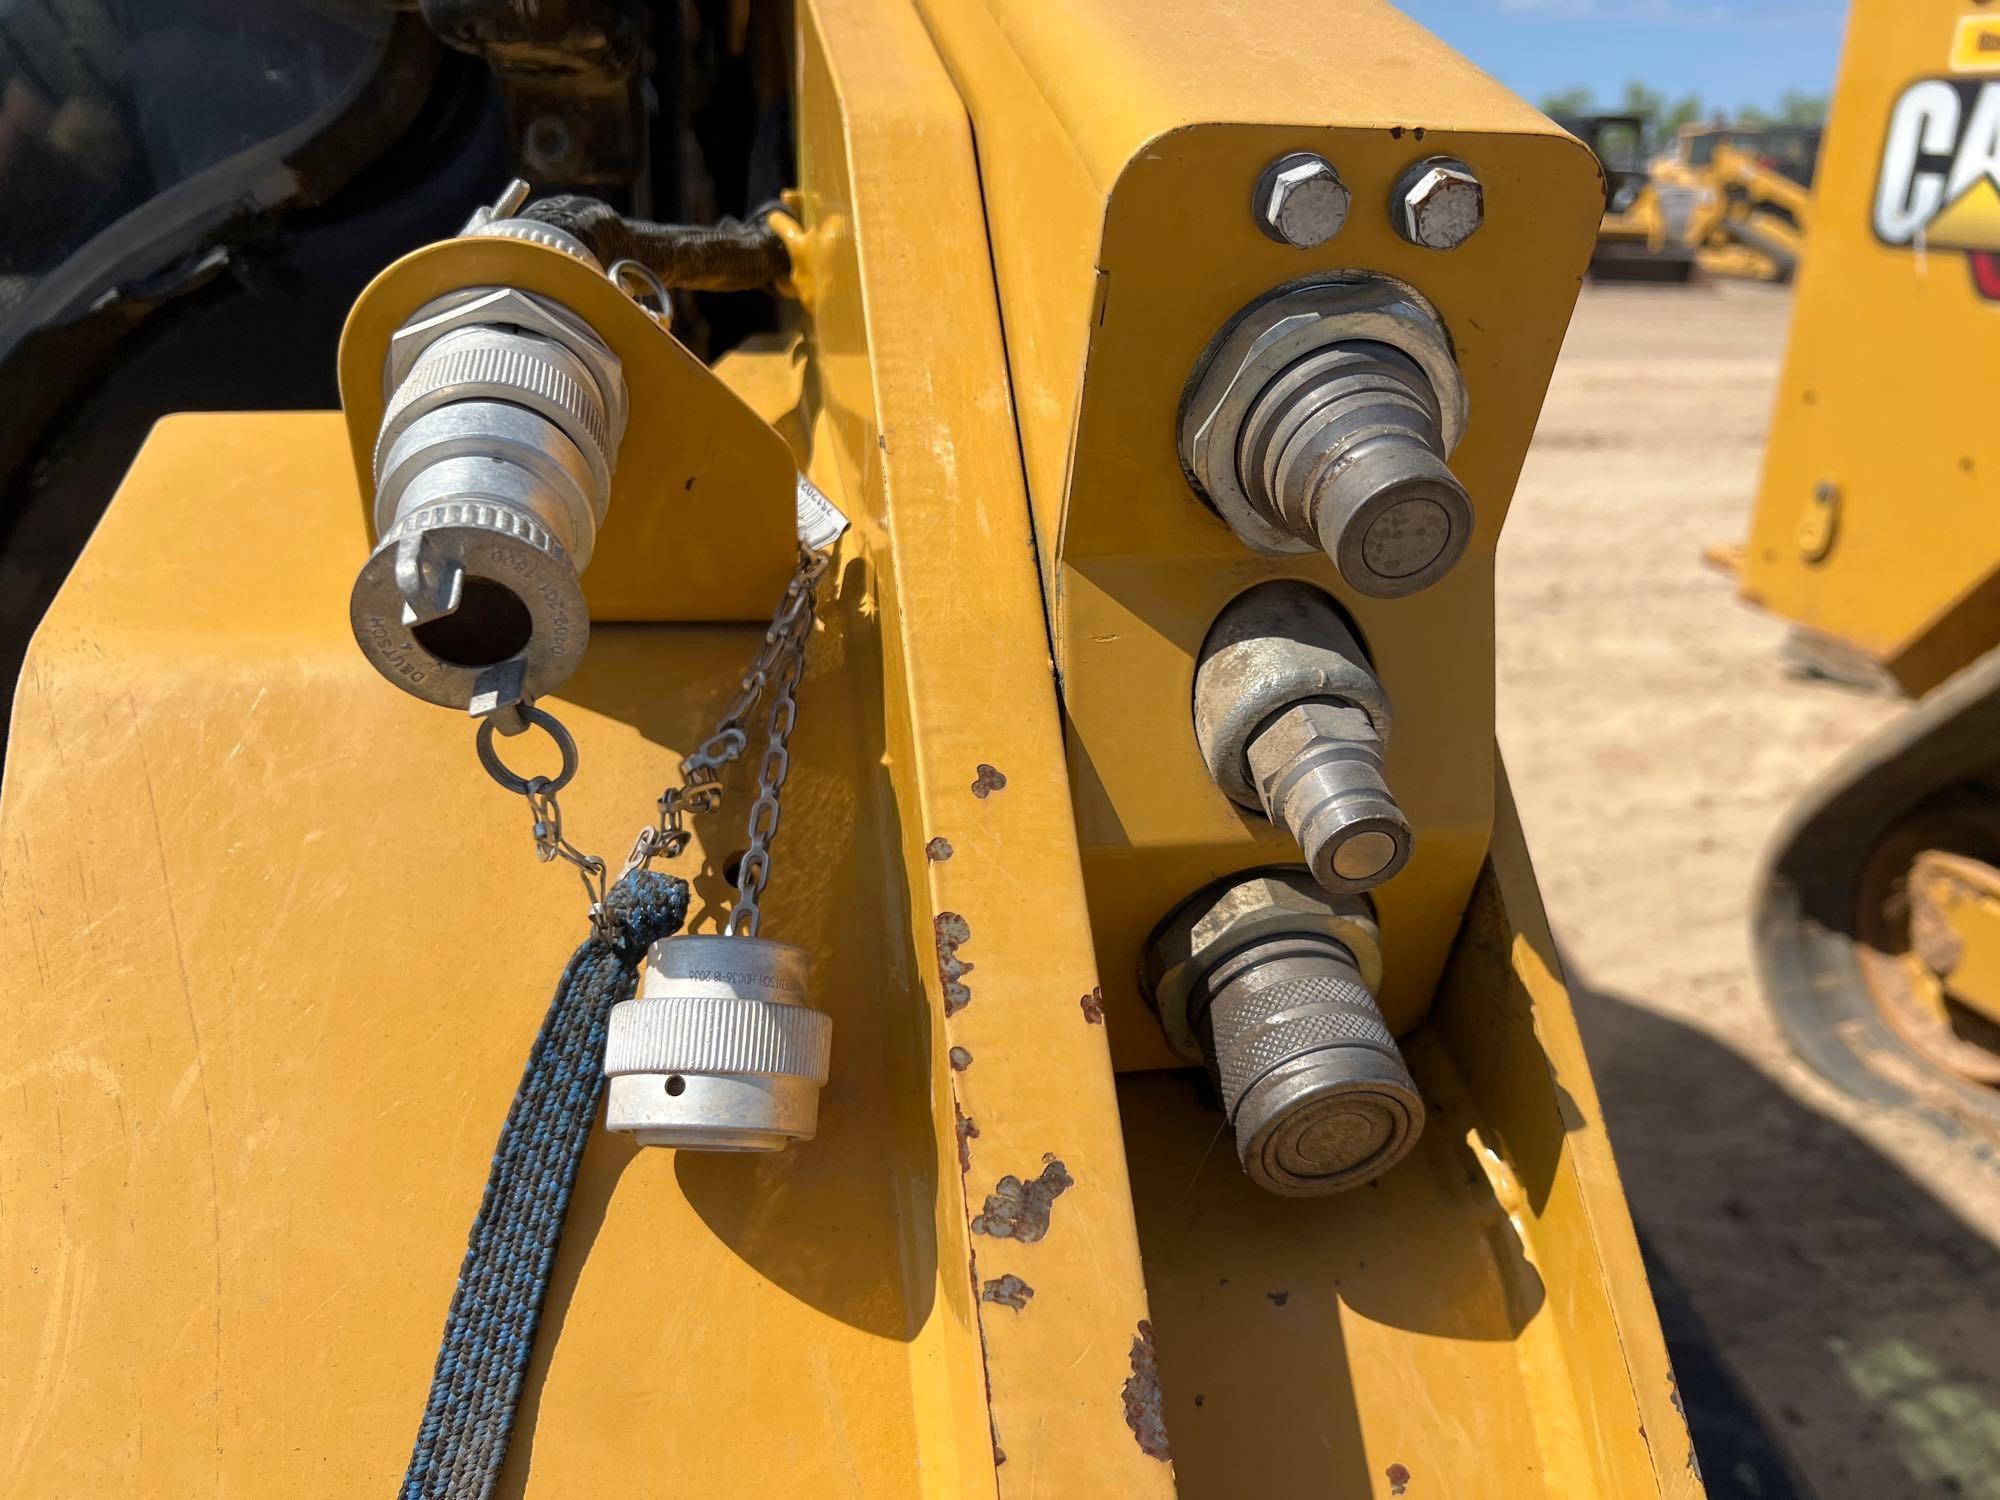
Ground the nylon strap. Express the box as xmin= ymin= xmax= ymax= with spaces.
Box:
xmin=400 ymin=869 xmax=688 ymax=1499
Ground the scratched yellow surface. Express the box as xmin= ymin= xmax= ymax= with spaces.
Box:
xmin=1 ymin=0 xmax=1695 ymax=1492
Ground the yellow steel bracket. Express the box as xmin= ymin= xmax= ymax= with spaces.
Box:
xmin=338 ymin=233 xmax=799 ymax=622
xmin=912 ymin=0 xmax=1606 ymax=1062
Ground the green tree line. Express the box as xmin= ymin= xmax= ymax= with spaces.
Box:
xmin=1541 ymin=80 xmax=1828 ymax=150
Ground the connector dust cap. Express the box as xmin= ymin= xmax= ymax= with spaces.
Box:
xmin=604 ymin=935 xmax=832 ymax=1153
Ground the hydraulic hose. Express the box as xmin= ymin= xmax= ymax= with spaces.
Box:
xmin=521 ymin=194 xmax=791 ymax=292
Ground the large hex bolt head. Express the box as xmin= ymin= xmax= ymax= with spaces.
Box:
xmin=1394 ymin=157 xmax=1485 ymax=250
xmin=1255 ymin=153 xmax=1352 ymax=248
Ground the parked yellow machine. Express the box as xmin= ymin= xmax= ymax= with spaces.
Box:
xmin=0 ymin=1 xmax=1703 ymax=1495
xmin=1738 ymin=0 xmax=2000 ymax=1131
xmin=1701 ymin=141 xmax=1814 ymax=283
xmin=1560 ymin=114 xmax=1700 ymax=282
xmin=1651 ymin=123 xmax=1821 ymax=282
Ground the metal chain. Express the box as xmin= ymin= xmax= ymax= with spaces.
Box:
xmin=618 ymin=544 xmax=830 ymax=936
xmin=475 ymin=707 xmax=613 ymax=935
xmin=476 ymin=546 xmax=829 ymax=937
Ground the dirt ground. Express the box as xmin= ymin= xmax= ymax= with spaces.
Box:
xmin=1498 ymin=281 xmax=2000 ymax=1499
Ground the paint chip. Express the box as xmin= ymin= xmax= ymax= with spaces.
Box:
xmin=935 ymin=912 xmax=974 ymax=1015
xmin=980 ymin=1274 xmax=1035 ymax=1311
xmin=970 ymin=1156 xmax=1073 ymax=1242
xmin=1266 ymin=1291 xmax=1290 ymax=1307
xmin=1080 ymin=987 xmax=1105 ymax=1024
xmin=1121 ymin=1319 xmax=1171 ymax=1461
xmin=949 ymin=1045 xmax=972 ymax=1071
xmin=926 ymin=836 xmax=953 ymax=862
xmin=971 ymin=764 xmax=1008 ymax=799
xmin=1387 ymin=1462 xmax=1411 ymax=1495
xmin=955 ymin=1105 xmax=980 ymax=1173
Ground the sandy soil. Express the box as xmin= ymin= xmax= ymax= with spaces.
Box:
xmin=1498 ymin=281 xmax=2000 ymax=1499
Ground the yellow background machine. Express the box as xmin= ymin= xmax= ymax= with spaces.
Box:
xmin=1739 ymin=2 xmax=2000 ymax=1134
xmin=1 ymin=1 xmax=1702 ymax=1494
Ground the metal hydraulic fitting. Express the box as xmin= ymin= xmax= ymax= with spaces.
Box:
xmin=1181 ymin=277 xmax=1472 ymax=598
xmin=1254 ymin=152 xmax=1351 ymax=248
xmin=1393 ymin=157 xmax=1485 ymax=250
xmin=1195 ymin=580 xmax=1412 ymax=896
xmin=603 ymin=935 xmax=833 ymax=1152
xmin=348 ymin=210 xmax=629 ymax=716
xmin=1143 ymin=869 xmax=1422 ymax=1197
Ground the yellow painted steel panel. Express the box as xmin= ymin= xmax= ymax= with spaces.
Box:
xmin=1123 ymin=776 xmax=1701 ymax=1498
xmin=913 ymin=0 xmax=1605 ymax=1063
xmin=1 ymin=1 xmax=1699 ymax=1492
xmin=0 ymin=414 xmax=974 ymax=1493
xmin=1739 ymin=0 xmax=2000 ymax=691
xmin=795 ymin=0 xmax=1173 ymax=1487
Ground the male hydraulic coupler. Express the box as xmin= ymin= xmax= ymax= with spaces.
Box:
xmin=348 ymin=214 xmax=628 ymax=716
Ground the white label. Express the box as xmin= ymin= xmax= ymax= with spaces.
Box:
xmin=795 ymin=473 xmax=850 ymax=551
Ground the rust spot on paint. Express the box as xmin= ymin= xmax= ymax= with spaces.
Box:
xmin=1387 ymin=1462 xmax=1411 ymax=1495
xmin=1080 ymin=987 xmax=1105 ymax=1024
xmin=980 ymin=1274 xmax=1035 ymax=1311
xmin=970 ymin=763 xmax=1008 ymax=798
xmin=1122 ymin=1319 xmax=1171 ymax=1462
xmin=991 ymin=1415 xmax=1006 ymax=1467
xmin=935 ymin=912 xmax=974 ymax=1015
xmin=948 ymin=1045 xmax=972 ymax=1071
xmin=955 ymin=1104 xmax=980 ymax=1173
xmin=925 ymin=836 xmax=953 ymax=862
xmin=1194 ymin=1394 xmax=1205 ymax=1408
xmin=970 ymin=1155 xmax=1073 ymax=1242
xmin=1266 ymin=1290 xmax=1289 ymax=1307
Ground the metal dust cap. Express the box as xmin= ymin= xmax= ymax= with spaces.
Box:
xmin=604 ymin=934 xmax=832 ymax=1152
xmin=1204 ymin=936 xmax=1423 ymax=1195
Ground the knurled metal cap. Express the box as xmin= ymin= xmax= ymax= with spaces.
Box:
xmin=604 ymin=935 xmax=832 ymax=1153
xmin=376 ymin=325 xmax=612 ymax=497
xmin=1196 ymin=932 xmax=1423 ymax=1196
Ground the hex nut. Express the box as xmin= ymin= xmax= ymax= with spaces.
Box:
xmin=1396 ymin=158 xmax=1484 ymax=250
xmin=1192 ymin=579 xmax=1388 ymax=808
xmin=386 ymin=288 xmax=628 ymax=447
xmin=1142 ymin=869 xmax=1382 ymax=1064
xmin=1256 ymin=153 xmax=1352 ymax=249
xmin=1249 ymin=702 xmax=1377 ymax=796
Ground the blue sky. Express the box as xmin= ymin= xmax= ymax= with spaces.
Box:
xmin=1390 ymin=1 xmax=1851 ymax=114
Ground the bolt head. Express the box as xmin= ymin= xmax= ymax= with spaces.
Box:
xmin=1398 ymin=160 xmax=1484 ymax=250
xmin=1257 ymin=154 xmax=1351 ymax=248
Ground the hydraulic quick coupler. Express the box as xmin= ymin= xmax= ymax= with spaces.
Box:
xmin=1181 ymin=277 xmax=1472 ymax=598
xmin=1194 ymin=580 xmax=1413 ymax=897
xmin=1143 ymin=869 xmax=1423 ymax=1197
xmin=349 ymin=214 xmax=628 ymax=716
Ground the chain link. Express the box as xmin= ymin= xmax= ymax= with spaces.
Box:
xmin=475 ymin=544 xmax=828 ymax=941
xmin=620 ymin=545 xmax=830 ymax=942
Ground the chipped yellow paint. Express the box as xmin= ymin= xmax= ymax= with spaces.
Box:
xmin=1 ymin=0 xmax=1696 ymax=1493
xmin=794 ymin=0 xmax=1172 ymax=1487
